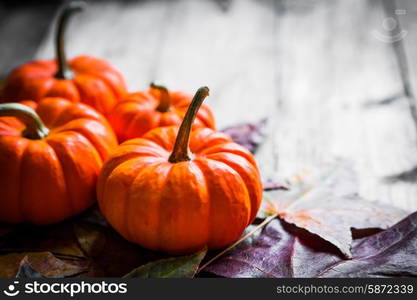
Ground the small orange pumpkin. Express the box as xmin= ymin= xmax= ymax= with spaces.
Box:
xmin=0 ymin=97 xmax=117 ymax=225
xmin=1 ymin=1 xmax=127 ymax=115
xmin=107 ymin=83 xmax=215 ymax=142
xmin=98 ymin=87 xmax=262 ymax=254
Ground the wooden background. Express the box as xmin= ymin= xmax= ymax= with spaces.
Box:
xmin=1 ymin=0 xmax=417 ymax=211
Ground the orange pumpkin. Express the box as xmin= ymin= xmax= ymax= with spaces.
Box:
xmin=1 ymin=1 xmax=127 ymax=115
xmin=98 ymin=87 xmax=262 ymax=254
xmin=107 ymin=83 xmax=215 ymax=142
xmin=0 ymin=97 xmax=117 ymax=225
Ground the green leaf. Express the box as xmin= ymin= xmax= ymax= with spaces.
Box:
xmin=123 ymin=248 xmax=207 ymax=278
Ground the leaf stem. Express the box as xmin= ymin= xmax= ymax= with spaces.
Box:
xmin=197 ymin=212 xmax=279 ymax=273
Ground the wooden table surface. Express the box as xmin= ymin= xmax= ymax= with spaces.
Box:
xmin=1 ymin=0 xmax=417 ymax=211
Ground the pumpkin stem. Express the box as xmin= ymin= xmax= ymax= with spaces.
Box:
xmin=168 ymin=87 xmax=209 ymax=163
xmin=150 ymin=82 xmax=171 ymax=113
xmin=54 ymin=1 xmax=85 ymax=79
xmin=0 ymin=103 xmax=49 ymax=140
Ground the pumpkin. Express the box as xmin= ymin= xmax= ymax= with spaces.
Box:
xmin=97 ymin=87 xmax=262 ymax=254
xmin=107 ymin=83 xmax=215 ymax=142
xmin=1 ymin=1 xmax=127 ymax=115
xmin=0 ymin=97 xmax=117 ymax=225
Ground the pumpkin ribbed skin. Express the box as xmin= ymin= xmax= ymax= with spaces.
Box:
xmin=97 ymin=127 xmax=262 ymax=254
xmin=107 ymin=89 xmax=215 ymax=142
xmin=0 ymin=98 xmax=117 ymax=225
xmin=1 ymin=56 xmax=127 ymax=115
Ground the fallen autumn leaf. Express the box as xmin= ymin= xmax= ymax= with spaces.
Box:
xmin=260 ymin=163 xmax=408 ymax=257
xmin=203 ymin=212 xmax=417 ymax=278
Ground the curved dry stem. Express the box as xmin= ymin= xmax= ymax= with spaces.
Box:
xmin=168 ymin=86 xmax=209 ymax=163
xmin=0 ymin=103 xmax=49 ymax=139
xmin=55 ymin=1 xmax=85 ymax=79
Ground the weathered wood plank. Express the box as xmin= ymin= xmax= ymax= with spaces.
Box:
xmin=393 ymin=0 xmax=417 ymax=127
xmin=0 ymin=2 xmax=60 ymax=77
xmin=151 ymin=0 xmax=277 ymax=128
xmin=394 ymin=0 xmax=417 ymax=98
xmin=257 ymin=0 xmax=417 ymax=210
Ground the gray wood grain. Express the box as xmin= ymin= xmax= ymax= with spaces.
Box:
xmin=257 ymin=0 xmax=417 ymax=210
xmin=394 ymin=0 xmax=417 ymax=98
xmin=393 ymin=0 xmax=417 ymax=131
xmin=150 ymin=0 xmax=277 ymax=128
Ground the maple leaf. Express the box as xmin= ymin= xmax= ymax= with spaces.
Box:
xmin=259 ymin=163 xmax=407 ymax=257
xmin=203 ymin=212 xmax=417 ymax=278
